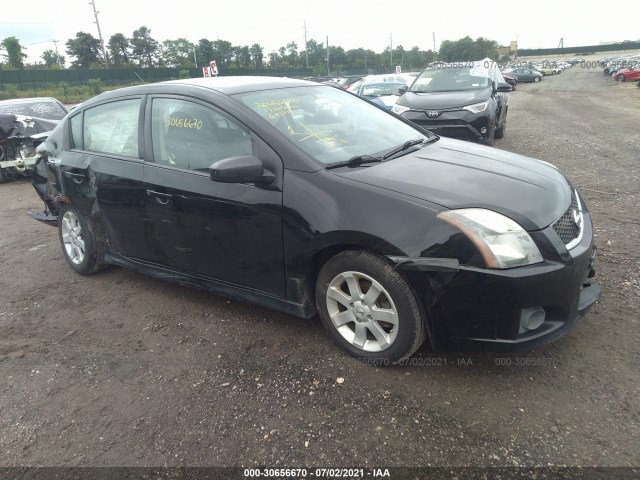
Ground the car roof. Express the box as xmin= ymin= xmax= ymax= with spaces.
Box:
xmin=167 ymin=76 xmax=314 ymax=94
xmin=79 ymin=77 xmax=319 ymax=107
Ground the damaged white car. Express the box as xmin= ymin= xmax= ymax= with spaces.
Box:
xmin=0 ymin=97 xmax=68 ymax=183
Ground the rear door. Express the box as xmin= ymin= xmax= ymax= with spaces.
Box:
xmin=142 ymin=95 xmax=285 ymax=297
xmin=59 ymin=97 xmax=150 ymax=260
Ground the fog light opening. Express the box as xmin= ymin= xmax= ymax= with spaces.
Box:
xmin=480 ymin=127 xmax=487 ymax=134
xmin=519 ymin=307 xmax=546 ymax=334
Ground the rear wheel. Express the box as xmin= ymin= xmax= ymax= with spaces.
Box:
xmin=58 ymin=205 xmax=108 ymax=275
xmin=316 ymin=250 xmax=425 ymax=364
xmin=0 ymin=167 xmax=6 ymax=184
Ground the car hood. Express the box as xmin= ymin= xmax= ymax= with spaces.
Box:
xmin=333 ymin=137 xmax=571 ymax=231
xmin=399 ymin=89 xmax=490 ymax=110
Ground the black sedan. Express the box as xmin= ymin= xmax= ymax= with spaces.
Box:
xmin=30 ymin=77 xmax=600 ymax=364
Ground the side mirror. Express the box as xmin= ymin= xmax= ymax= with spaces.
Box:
xmin=398 ymin=85 xmax=408 ymax=94
xmin=209 ymin=155 xmax=274 ymax=184
xmin=496 ymin=82 xmax=513 ymax=92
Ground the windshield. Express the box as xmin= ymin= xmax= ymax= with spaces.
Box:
xmin=235 ymin=85 xmax=430 ymax=165
xmin=0 ymin=100 xmax=67 ymax=120
xmin=410 ymin=67 xmax=491 ymax=93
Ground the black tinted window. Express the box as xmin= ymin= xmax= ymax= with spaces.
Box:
xmin=151 ymin=98 xmax=252 ymax=172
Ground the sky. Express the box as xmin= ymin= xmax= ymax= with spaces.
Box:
xmin=1 ymin=0 xmax=638 ymax=64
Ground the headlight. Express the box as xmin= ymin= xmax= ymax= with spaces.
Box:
xmin=392 ymin=104 xmax=411 ymax=115
xmin=437 ymin=208 xmax=543 ymax=269
xmin=462 ymin=101 xmax=489 ymax=114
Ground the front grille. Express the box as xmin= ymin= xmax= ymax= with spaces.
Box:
xmin=552 ymin=189 xmax=582 ymax=247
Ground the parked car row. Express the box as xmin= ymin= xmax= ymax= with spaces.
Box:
xmin=598 ymin=54 xmax=640 ymax=82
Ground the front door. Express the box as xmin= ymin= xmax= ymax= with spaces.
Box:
xmin=142 ymin=96 xmax=285 ymax=297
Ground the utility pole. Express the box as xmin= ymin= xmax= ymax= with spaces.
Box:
xmin=193 ymin=46 xmax=197 ymax=68
xmin=52 ymin=39 xmax=63 ymax=67
xmin=303 ymin=21 xmax=309 ymax=69
xmin=326 ymin=36 xmax=330 ymax=76
xmin=433 ymin=32 xmax=436 ymax=52
xmin=390 ymin=33 xmax=393 ymax=65
xmin=89 ymin=0 xmax=108 ymax=67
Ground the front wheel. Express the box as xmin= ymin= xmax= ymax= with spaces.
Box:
xmin=534 ymin=76 xmax=541 ymax=82
xmin=617 ymin=75 xmax=625 ymax=82
xmin=316 ymin=250 xmax=426 ymax=364
xmin=480 ymin=124 xmax=495 ymax=146
xmin=58 ymin=205 xmax=108 ymax=275
xmin=494 ymin=117 xmax=506 ymax=139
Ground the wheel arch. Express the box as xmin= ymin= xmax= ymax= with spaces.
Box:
xmin=303 ymin=235 xmax=434 ymax=349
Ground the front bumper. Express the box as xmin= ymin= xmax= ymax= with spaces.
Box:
xmin=401 ymin=109 xmax=493 ymax=142
xmin=395 ymin=213 xmax=600 ymax=351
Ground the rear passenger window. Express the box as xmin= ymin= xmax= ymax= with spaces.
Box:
xmin=151 ymin=98 xmax=252 ymax=172
xmin=83 ymin=99 xmax=140 ymax=157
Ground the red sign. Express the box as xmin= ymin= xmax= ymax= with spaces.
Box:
xmin=210 ymin=60 xmax=218 ymax=75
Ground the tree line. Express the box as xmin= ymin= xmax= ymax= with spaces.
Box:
xmin=1 ymin=29 xmax=502 ymax=74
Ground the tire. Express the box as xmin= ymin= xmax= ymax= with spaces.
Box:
xmin=58 ymin=205 xmax=108 ymax=275
xmin=480 ymin=124 xmax=495 ymax=146
xmin=315 ymin=250 xmax=426 ymax=364
xmin=617 ymin=75 xmax=625 ymax=82
xmin=0 ymin=167 xmax=6 ymax=184
xmin=533 ymin=76 xmax=541 ymax=82
xmin=494 ymin=117 xmax=506 ymax=140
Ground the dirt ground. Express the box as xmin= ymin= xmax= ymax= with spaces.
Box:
xmin=0 ymin=65 xmax=638 ymax=470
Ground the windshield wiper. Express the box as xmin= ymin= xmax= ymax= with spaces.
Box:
xmin=325 ymin=154 xmax=384 ymax=170
xmin=382 ymin=138 xmax=427 ymax=160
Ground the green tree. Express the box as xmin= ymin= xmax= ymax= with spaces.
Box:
xmin=41 ymin=49 xmax=65 ymax=68
xmin=1 ymin=36 xmax=27 ymax=69
xmin=108 ymin=33 xmax=131 ymax=66
xmin=161 ymin=38 xmax=195 ymax=68
xmin=285 ymin=41 xmax=298 ymax=67
xmin=66 ymin=32 xmax=102 ymax=68
xmin=196 ymin=39 xmax=215 ymax=67
xmin=212 ymin=39 xmax=235 ymax=67
xmin=438 ymin=36 xmax=499 ymax=62
xmin=235 ymin=45 xmax=252 ymax=68
xmin=305 ymin=39 xmax=326 ymax=70
xmin=131 ymin=26 xmax=159 ymax=67
xmin=249 ymin=43 xmax=263 ymax=68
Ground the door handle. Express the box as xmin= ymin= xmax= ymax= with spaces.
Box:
xmin=146 ymin=189 xmax=173 ymax=205
xmin=64 ymin=171 xmax=85 ymax=184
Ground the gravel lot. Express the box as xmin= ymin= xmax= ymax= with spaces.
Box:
xmin=0 ymin=65 xmax=638 ymax=471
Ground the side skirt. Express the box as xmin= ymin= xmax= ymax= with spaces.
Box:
xmin=104 ymin=251 xmax=316 ymax=319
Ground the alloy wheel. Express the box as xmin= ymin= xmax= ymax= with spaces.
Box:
xmin=325 ymin=271 xmax=399 ymax=352
xmin=61 ymin=210 xmax=85 ymax=265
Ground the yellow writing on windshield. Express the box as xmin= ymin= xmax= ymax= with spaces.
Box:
xmin=254 ymin=98 xmax=301 ymax=119
xmin=287 ymin=122 xmax=347 ymax=148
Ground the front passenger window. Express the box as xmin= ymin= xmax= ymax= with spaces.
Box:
xmin=151 ymin=98 xmax=252 ymax=172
